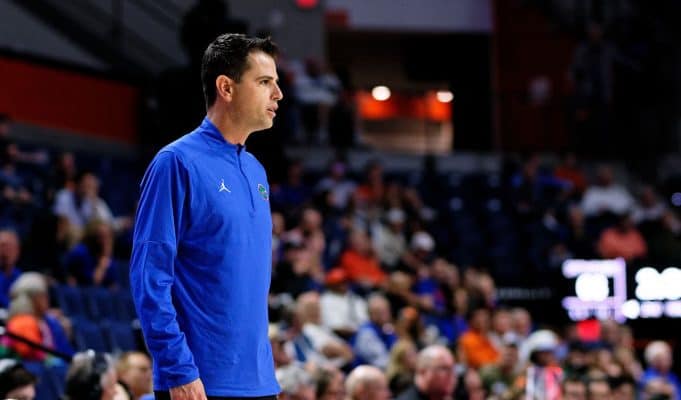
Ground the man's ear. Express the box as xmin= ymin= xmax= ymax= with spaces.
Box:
xmin=216 ymin=75 xmax=234 ymax=102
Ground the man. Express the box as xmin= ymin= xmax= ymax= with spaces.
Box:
xmin=562 ymin=377 xmax=587 ymax=400
xmin=0 ymin=359 xmax=37 ymax=400
xmin=117 ymin=351 xmax=153 ymax=400
xmin=345 ymin=365 xmax=390 ymax=400
xmin=396 ymin=345 xmax=457 ymax=400
xmin=130 ymin=33 xmax=283 ymax=399
xmin=63 ymin=351 xmax=122 ymax=400
xmin=276 ymin=365 xmax=316 ymax=400
xmin=0 ymin=229 xmax=22 ymax=308
xmin=352 ymin=293 xmax=397 ymax=369
xmin=293 ymin=291 xmax=355 ymax=368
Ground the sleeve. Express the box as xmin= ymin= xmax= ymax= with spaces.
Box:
xmin=354 ymin=327 xmax=389 ymax=368
xmin=129 ymin=151 xmax=199 ymax=389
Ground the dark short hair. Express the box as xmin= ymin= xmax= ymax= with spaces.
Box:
xmin=201 ymin=33 xmax=278 ymax=108
xmin=0 ymin=360 xmax=37 ymax=398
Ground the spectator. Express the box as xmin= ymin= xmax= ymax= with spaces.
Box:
xmin=461 ymin=368 xmax=486 ymax=400
xmin=53 ymin=170 xmax=130 ymax=244
xmin=315 ymin=366 xmax=345 ymax=400
xmin=335 ymin=229 xmax=386 ymax=290
xmin=316 ymin=160 xmax=356 ymax=210
xmin=6 ymin=272 xmax=74 ymax=361
xmin=479 ymin=335 xmax=521 ymax=398
xmin=581 ymin=166 xmax=634 ymax=218
xmin=511 ymin=307 xmax=533 ymax=356
xmin=62 ymin=219 xmax=117 ymax=287
xmin=320 ymin=268 xmax=368 ymax=339
xmin=373 ymin=208 xmax=408 ymax=271
xmin=276 ymin=364 xmax=316 ymax=400
xmin=269 ymin=323 xmax=294 ymax=369
xmin=562 ymin=376 xmax=587 ymax=400
xmin=641 ymin=341 xmax=681 ymax=400
xmin=64 ymin=351 xmax=122 ymax=400
xmin=386 ymin=339 xmax=417 ymax=397
xmin=116 ymin=351 xmax=153 ymax=400
xmin=345 ymin=365 xmax=390 ymax=400
xmin=294 ymin=58 xmax=341 ymax=144
xmin=632 ymin=185 xmax=667 ymax=225
xmin=292 ymin=292 xmax=354 ymax=368
xmin=355 ymin=160 xmax=385 ymax=208
xmin=0 ymin=359 xmax=37 ymax=400
xmin=489 ymin=308 xmax=513 ymax=351
xmin=597 ymin=213 xmax=647 ymax=261
xmin=0 ymin=229 xmax=22 ymax=308
xmin=554 ymin=152 xmax=587 ymax=196
xmin=586 ymin=377 xmax=612 ymax=400
xmin=352 ymin=294 xmax=397 ymax=369
xmin=395 ymin=345 xmax=457 ymax=400
xmin=272 ymin=238 xmax=320 ymax=299
xmin=457 ymin=306 xmax=499 ymax=369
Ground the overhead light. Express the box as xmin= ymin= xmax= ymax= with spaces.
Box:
xmin=371 ymin=86 xmax=391 ymax=101
xmin=436 ymin=90 xmax=454 ymax=103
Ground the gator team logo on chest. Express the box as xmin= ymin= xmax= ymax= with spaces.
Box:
xmin=257 ymin=183 xmax=269 ymax=200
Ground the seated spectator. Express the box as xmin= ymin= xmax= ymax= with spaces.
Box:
xmin=352 ymin=294 xmax=397 ymax=369
xmin=316 ymin=160 xmax=356 ymax=210
xmin=116 ymin=351 xmax=153 ymax=400
xmin=0 ymin=359 xmax=37 ymax=400
xmin=386 ymin=339 xmax=418 ymax=397
xmin=597 ymin=213 xmax=647 ymax=261
xmin=276 ymin=364 xmax=316 ymax=400
xmin=641 ymin=341 xmax=681 ymax=400
xmin=355 ymin=160 xmax=385 ymax=208
xmin=457 ymin=307 xmax=500 ymax=369
xmin=345 ymin=365 xmax=390 ymax=400
xmin=62 ymin=220 xmax=117 ymax=287
xmin=64 ymin=350 xmax=123 ymax=400
xmin=373 ymin=208 xmax=408 ymax=271
xmin=480 ymin=335 xmax=521 ymax=398
xmin=0 ymin=229 xmax=23 ymax=308
xmin=586 ymin=378 xmax=611 ymax=400
xmin=395 ymin=345 xmax=457 ymax=400
xmin=335 ymin=229 xmax=386 ymax=290
xmin=632 ymin=185 xmax=667 ymax=225
xmin=554 ymin=152 xmax=587 ymax=197
xmin=6 ymin=272 xmax=74 ymax=361
xmin=581 ymin=165 xmax=634 ymax=218
xmin=460 ymin=368 xmax=486 ymax=400
xmin=272 ymin=238 xmax=320 ymax=299
xmin=53 ymin=170 xmax=130 ymax=244
xmin=320 ymin=268 xmax=368 ymax=338
xmin=562 ymin=376 xmax=587 ymax=400
xmin=293 ymin=291 xmax=354 ymax=368
xmin=489 ymin=308 xmax=513 ymax=351
xmin=314 ymin=366 xmax=345 ymax=400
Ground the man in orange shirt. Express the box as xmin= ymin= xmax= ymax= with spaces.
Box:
xmin=336 ymin=229 xmax=386 ymax=289
xmin=458 ymin=307 xmax=500 ymax=369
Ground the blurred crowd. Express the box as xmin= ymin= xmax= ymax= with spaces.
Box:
xmin=2 ymin=102 xmax=681 ymax=398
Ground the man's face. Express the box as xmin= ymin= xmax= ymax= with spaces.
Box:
xmin=588 ymin=381 xmax=612 ymax=400
xmin=0 ymin=231 xmax=20 ymax=269
xmin=564 ymin=381 xmax=587 ymax=400
xmin=5 ymin=383 xmax=35 ymax=400
xmin=365 ymin=375 xmax=391 ymax=400
xmin=120 ymin=354 xmax=152 ymax=396
xmin=420 ymin=352 xmax=457 ymax=397
xmin=231 ymin=51 xmax=283 ymax=133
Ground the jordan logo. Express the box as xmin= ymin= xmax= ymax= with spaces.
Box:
xmin=219 ymin=179 xmax=231 ymax=193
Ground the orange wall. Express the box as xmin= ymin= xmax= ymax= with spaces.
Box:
xmin=0 ymin=57 xmax=138 ymax=144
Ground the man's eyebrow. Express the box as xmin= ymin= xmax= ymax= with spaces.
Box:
xmin=256 ymin=75 xmax=279 ymax=82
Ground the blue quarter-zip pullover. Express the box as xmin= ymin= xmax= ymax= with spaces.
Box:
xmin=130 ymin=117 xmax=280 ymax=396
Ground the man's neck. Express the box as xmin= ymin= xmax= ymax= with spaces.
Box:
xmin=206 ymin=108 xmax=250 ymax=145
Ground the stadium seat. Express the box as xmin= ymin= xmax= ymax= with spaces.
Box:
xmin=71 ymin=317 xmax=109 ymax=352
